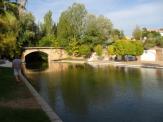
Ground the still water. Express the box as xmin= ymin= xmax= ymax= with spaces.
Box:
xmin=23 ymin=63 xmax=163 ymax=122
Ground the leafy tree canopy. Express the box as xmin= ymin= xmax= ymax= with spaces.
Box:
xmin=110 ymin=39 xmax=144 ymax=56
xmin=40 ymin=10 xmax=56 ymax=36
xmin=132 ymin=26 xmax=142 ymax=40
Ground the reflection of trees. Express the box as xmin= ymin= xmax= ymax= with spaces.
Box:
xmin=22 ymin=63 xmax=69 ymax=107
xmin=23 ymin=62 xmax=144 ymax=116
xmin=60 ymin=64 xmax=114 ymax=113
xmin=156 ymin=69 xmax=163 ymax=88
xmin=59 ymin=64 xmax=143 ymax=114
xmin=60 ymin=64 xmax=89 ymax=114
xmin=126 ymin=68 xmax=143 ymax=98
xmin=88 ymin=65 xmax=143 ymax=98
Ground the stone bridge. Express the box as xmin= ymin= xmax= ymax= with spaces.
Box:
xmin=22 ymin=47 xmax=68 ymax=63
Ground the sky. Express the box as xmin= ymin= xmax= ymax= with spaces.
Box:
xmin=26 ymin=0 xmax=163 ymax=36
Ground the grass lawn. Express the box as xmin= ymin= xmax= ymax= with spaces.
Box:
xmin=0 ymin=67 xmax=51 ymax=122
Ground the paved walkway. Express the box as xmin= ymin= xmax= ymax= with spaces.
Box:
xmin=0 ymin=62 xmax=12 ymax=67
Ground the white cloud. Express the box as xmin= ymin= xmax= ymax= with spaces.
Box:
xmin=106 ymin=1 xmax=163 ymax=35
xmin=27 ymin=0 xmax=163 ymax=35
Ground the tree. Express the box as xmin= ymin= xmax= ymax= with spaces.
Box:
xmin=108 ymin=45 xmax=115 ymax=55
xmin=40 ymin=10 xmax=56 ymax=36
xmin=17 ymin=13 xmax=37 ymax=47
xmin=132 ymin=26 xmax=142 ymax=40
xmin=79 ymin=44 xmax=91 ymax=57
xmin=113 ymin=39 xmax=128 ymax=56
xmin=0 ymin=0 xmax=39 ymax=58
xmin=132 ymin=40 xmax=144 ymax=56
xmin=81 ymin=14 xmax=100 ymax=45
xmin=143 ymin=31 xmax=162 ymax=49
xmin=113 ymin=39 xmax=143 ymax=57
xmin=82 ymin=14 xmax=113 ymax=45
xmin=57 ymin=3 xmax=115 ymax=53
xmin=38 ymin=10 xmax=57 ymax=47
xmin=158 ymin=37 xmax=163 ymax=48
xmin=111 ymin=29 xmax=124 ymax=42
xmin=96 ymin=15 xmax=113 ymax=42
xmin=38 ymin=35 xmax=56 ymax=47
xmin=0 ymin=0 xmax=19 ymax=58
xmin=0 ymin=31 xmax=17 ymax=58
xmin=17 ymin=0 xmax=27 ymax=15
xmin=141 ymin=27 xmax=148 ymax=38
xmin=1 ymin=0 xmax=27 ymax=15
xmin=94 ymin=45 xmax=103 ymax=56
xmin=57 ymin=3 xmax=87 ymax=45
xmin=66 ymin=37 xmax=80 ymax=56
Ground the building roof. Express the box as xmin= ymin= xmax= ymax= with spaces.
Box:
xmin=147 ymin=46 xmax=163 ymax=50
xmin=147 ymin=28 xmax=163 ymax=33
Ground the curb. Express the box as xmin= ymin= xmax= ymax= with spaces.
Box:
xmin=56 ymin=60 xmax=163 ymax=69
xmin=87 ymin=61 xmax=163 ymax=69
xmin=19 ymin=73 xmax=63 ymax=122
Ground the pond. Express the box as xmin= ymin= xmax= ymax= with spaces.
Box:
xmin=22 ymin=62 xmax=163 ymax=122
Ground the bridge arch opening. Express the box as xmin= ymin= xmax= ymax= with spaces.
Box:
xmin=25 ymin=51 xmax=48 ymax=69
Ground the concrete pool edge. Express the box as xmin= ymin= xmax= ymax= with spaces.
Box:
xmin=57 ymin=60 xmax=163 ymax=69
xmin=19 ymin=73 xmax=63 ymax=122
xmin=87 ymin=62 xmax=163 ymax=69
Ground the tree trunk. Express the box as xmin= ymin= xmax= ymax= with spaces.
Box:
xmin=17 ymin=0 xmax=27 ymax=15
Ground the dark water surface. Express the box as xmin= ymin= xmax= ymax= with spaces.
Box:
xmin=23 ymin=63 xmax=163 ymax=122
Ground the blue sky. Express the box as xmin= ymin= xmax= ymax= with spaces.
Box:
xmin=26 ymin=0 xmax=163 ymax=36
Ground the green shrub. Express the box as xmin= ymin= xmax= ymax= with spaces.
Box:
xmin=38 ymin=35 xmax=55 ymax=47
xmin=66 ymin=38 xmax=80 ymax=56
xmin=94 ymin=45 xmax=103 ymax=56
xmin=113 ymin=39 xmax=144 ymax=56
xmin=108 ymin=45 xmax=115 ymax=55
xmin=79 ymin=45 xmax=91 ymax=57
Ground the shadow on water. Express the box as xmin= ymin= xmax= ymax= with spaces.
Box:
xmin=24 ymin=51 xmax=48 ymax=71
xmin=25 ymin=62 xmax=48 ymax=71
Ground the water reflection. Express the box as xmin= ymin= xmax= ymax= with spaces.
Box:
xmin=23 ymin=63 xmax=163 ymax=122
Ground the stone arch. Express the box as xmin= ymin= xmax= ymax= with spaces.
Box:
xmin=24 ymin=51 xmax=48 ymax=63
xmin=22 ymin=49 xmax=50 ymax=63
xmin=21 ymin=47 xmax=68 ymax=63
